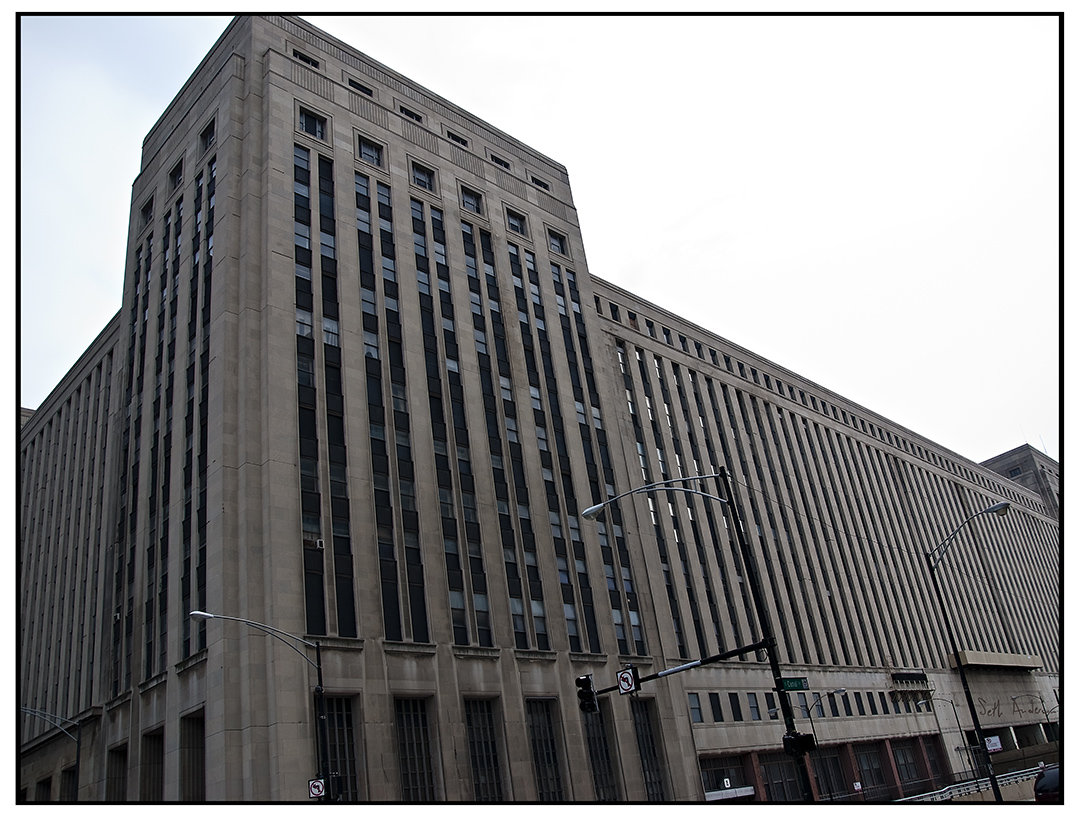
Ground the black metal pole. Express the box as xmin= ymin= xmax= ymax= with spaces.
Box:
xmin=314 ymin=642 xmax=333 ymax=801
xmin=719 ymin=467 xmax=815 ymax=802
xmin=924 ymin=552 xmax=1003 ymax=802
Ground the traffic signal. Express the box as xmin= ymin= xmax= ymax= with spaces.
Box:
xmin=783 ymin=731 xmax=816 ymax=757
xmin=576 ymin=674 xmax=598 ymax=713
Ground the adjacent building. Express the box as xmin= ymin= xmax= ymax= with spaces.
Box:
xmin=19 ymin=15 xmax=1060 ymax=803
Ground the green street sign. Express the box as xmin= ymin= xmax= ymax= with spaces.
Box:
xmin=781 ymin=677 xmax=809 ymax=691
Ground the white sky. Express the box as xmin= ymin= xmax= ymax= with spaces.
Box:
xmin=16 ymin=10 xmax=1063 ymax=465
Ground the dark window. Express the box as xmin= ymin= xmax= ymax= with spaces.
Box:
xmin=764 ymin=692 xmax=778 ymax=720
xmin=631 ymin=698 xmax=666 ymax=801
xmin=395 ymin=698 xmax=436 ymax=801
xmin=507 ymin=209 xmax=527 ymax=236
xmin=1009 ymin=467 xmax=1023 ymax=478
xmin=169 ymin=161 xmax=183 ymax=190
xmin=293 ymin=49 xmax=319 ymax=68
xmin=709 ymin=692 xmax=724 ymax=722
xmin=491 ymin=154 xmax=511 ymax=170
xmin=299 ymin=108 xmax=327 ymax=140
xmin=179 ymin=713 xmax=205 ymax=801
xmin=464 ymin=699 xmax=504 ymax=801
xmin=326 ymin=697 xmax=361 ymax=800
xmin=525 ymin=699 xmax=564 ymax=801
xmin=200 ymin=120 xmax=215 ymax=152
xmin=583 ymin=706 xmax=619 ymax=801
xmin=447 ymin=130 xmax=469 ymax=147
xmin=462 ymin=187 xmax=483 ymax=214
xmin=411 ymin=163 xmax=434 ymax=191
xmin=854 ymin=744 xmax=889 ymax=801
xmin=748 ymin=692 xmax=762 ymax=721
xmin=699 ymin=756 xmax=747 ymax=794
xmin=531 ymin=175 xmax=550 ymax=190
xmin=358 ymin=136 xmax=382 ymax=167
xmin=759 ymin=752 xmax=802 ymax=802
xmin=140 ymin=730 xmax=164 ymax=801
xmin=59 ymin=767 xmax=78 ymax=802
xmin=688 ymin=692 xmax=703 ymax=723
xmin=854 ymin=691 xmax=866 ymax=715
xmin=811 ymin=748 xmax=847 ymax=801
xmin=400 ymin=105 xmax=423 ymax=123
xmin=348 ymin=78 xmax=373 ymax=95
xmin=548 ymin=230 xmax=567 ymax=255
xmin=729 ymin=692 xmax=744 ymax=721
xmin=106 ymin=745 xmax=128 ymax=801
xmin=36 ymin=778 xmax=51 ymax=802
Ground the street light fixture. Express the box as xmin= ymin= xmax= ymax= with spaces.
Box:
xmin=189 ymin=611 xmax=334 ymax=801
xmin=917 ymin=697 xmax=973 ymax=780
xmin=770 ymin=688 xmax=845 ymax=746
xmin=582 ymin=468 xmax=815 ymax=802
xmin=923 ymin=500 xmax=1010 ymax=802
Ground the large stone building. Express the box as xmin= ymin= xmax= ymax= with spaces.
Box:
xmin=19 ymin=15 xmax=1060 ymax=803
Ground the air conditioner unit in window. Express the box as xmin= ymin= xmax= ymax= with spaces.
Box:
xmin=316 ymin=538 xmax=325 ymax=549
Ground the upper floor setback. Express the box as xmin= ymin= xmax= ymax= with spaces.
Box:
xmin=139 ymin=15 xmax=574 ymax=215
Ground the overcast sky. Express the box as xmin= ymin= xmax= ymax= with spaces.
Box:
xmin=17 ymin=11 xmax=1062 ymax=465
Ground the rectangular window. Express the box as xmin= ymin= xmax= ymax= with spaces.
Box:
xmin=531 ymin=175 xmax=550 ymax=190
xmin=59 ymin=767 xmax=78 ymax=802
xmin=200 ymin=120 xmax=215 ymax=152
xmin=348 ymin=78 xmax=374 ymax=96
xmin=631 ymin=698 xmax=666 ymax=801
xmin=709 ymin=692 xmax=724 ymax=722
xmin=507 ymin=209 xmax=527 ymax=236
xmin=728 ymin=692 xmax=744 ymax=721
xmin=358 ymin=136 xmax=382 ymax=167
xmin=447 ymin=130 xmax=469 ymax=147
xmin=583 ymin=706 xmax=619 ymax=801
xmin=748 ymin=692 xmax=761 ymax=721
xmin=326 ymin=697 xmax=362 ymax=801
xmin=759 ymin=752 xmax=802 ymax=802
xmin=395 ymin=698 xmax=436 ymax=801
xmin=411 ymin=163 xmax=434 ymax=191
xmin=169 ymin=161 xmax=183 ymax=190
xmin=490 ymin=154 xmax=511 ymax=170
xmin=699 ymin=756 xmax=748 ymax=794
xmin=688 ymin=692 xmax=703 ymax=723
xmin=140 ymin=730 xmax=165 ymax=801
xmin=461 ymin=187 xmax=483 ymax=214
xmin=764 ymin=692 xmax=778 ymax=720
xmin=548 ymin=230 xmax=567 ymax=255
xmin=464 ymin=699 xmax=504 ymax=801
xmin=293 ymin=49 xmax=319 ymax=68
xmin=106 ymin=747 xmax=127 ymax=801
xmin=299 ymin=108 xmax=327 ymax=140
xmin=855 ymin=691 xmax=866 ymax=716
xmin=399 ymin=105 xmax=423 ymax=123
xmin=525 ymin=699 xmax=565 ymax=801
xmin=296 ymin=308 xmax=314 ymax=338
xmin=179 ymin=712 xmax=205 ymax=801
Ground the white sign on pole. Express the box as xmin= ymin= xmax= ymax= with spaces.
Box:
xmin=617 ymin=668 xmax=638 ymax=695
xmin=309 ymin=778 xmax=325 ymax=799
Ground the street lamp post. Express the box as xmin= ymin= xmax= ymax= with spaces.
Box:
xmin=923 ymin=500 xmax=1009 ymax=803
xmin=769 ymin=688 xmax=846 ymax=746
xmin=189 ymin=611 xmax=333 ymax=801
xmin=582 ymin=467 xmax=816 ymax=802
xmin=21 ymin=708 xmax=82 ymax=801
xmin=917 ymin=697 xmax=973 ymax=781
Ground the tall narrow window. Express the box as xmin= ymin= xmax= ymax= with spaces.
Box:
xmin=525 ymin=699 xmax=564 ymax=801
xmin=106 ymin=745 xmax=128 ymax=801
xmin=464 ymin=699 xmax=504 ymax=801
xmin=631 ymin=698 xmax=666 ymax=801
xmin=299 ymin=108 xmax=327 ymax=140
xmin=395 ymin=698 xmax=436 ymax=801
xmin=583 ymin=706 xmax=619 ymax=801
xmin=326 ymin=697 xmax=361 ymax=801
xmin=179 ymin=711 xmax=205 ymax=802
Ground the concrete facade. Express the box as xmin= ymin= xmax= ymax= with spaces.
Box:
xmin=20 ymin=16 xmax=1060 ymax=803
xmin=981 ymin=444 xmax=1060 ymax=520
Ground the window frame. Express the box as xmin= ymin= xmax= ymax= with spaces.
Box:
xmin=298 ymin=106 xmax=329 ymax=141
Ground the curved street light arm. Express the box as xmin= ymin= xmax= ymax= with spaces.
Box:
xmin=189 ymin=611 xmax=319 ymax=670
xmin=582 ymin=473 xmax=728 ymax=520
xmin=927 ymin=502 xmax=1010 ymax=570
xmin=21 ymin=707 xmax=80 ymax=742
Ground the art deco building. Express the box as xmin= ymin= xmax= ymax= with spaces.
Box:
xmin=19 ymin=15 xmax=1060 ymax=803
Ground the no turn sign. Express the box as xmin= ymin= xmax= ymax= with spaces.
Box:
xmin=309 ymin=778 xmax=325 ymax=799
xmin=617 ymin=667 xmax=640 ymax=695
